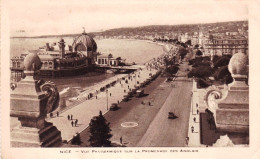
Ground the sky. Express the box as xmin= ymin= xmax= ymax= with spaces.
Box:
xmin=6 ymin=0 xmax=248 ymax=37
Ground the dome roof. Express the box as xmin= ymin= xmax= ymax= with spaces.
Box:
xmin=72 ymin=32 xmax=97 ymax=52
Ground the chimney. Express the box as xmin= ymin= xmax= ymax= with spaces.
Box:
xmin=58 ymin=39 xmax=65 ymax=59
xmin=46 ymin=43 xmax=50 ymax=51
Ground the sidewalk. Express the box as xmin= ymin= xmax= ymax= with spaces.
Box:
xmin=47 ymin=65 xmax=159 ymax=142
xmin=187 ymin=79 xmax=203 ymax=147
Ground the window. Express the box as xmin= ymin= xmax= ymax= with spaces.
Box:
xmin=17 ymin=62 xmax=20 ymax=68
xmin=49 ymin=62 xmax=53 ymax=69
xmin=12 ymin=62 xmax=16 ymax=67
xmin=44 ymin=62 xmax=48 ymax=68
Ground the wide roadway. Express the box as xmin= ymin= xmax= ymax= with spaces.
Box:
xmin=137 ymin=80 xmax=192 ymax=147
xmin=80 ymin=62 xmax=192 ymax=147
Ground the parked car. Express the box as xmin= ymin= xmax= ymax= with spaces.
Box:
xmin=168 ymin=112 xmax=177 ymax=119
xmin=136 ymin=89 xmax=144 ymax=97
xmin=110 ymin=103 xmax=118 ymax=111
xmin=123 ymin=95 xmax=129 ymax=102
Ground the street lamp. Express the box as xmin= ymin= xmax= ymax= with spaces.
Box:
xmin=106 ymin=89 xmax=108 ymax=110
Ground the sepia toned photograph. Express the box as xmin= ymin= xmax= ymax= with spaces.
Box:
xmin=1 ymin=0 xmax=260 ymax=159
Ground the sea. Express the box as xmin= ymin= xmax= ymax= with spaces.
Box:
xmin=10 ymin=37 xmax=165 ymax=112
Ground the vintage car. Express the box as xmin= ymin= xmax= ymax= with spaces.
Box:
xmin=110 ymin=103 xmax=119 ymax=111
xmin=136 ymin=89 xmax=144 ymax=97
xmin=168 ymin=112 xmax=177 ymax=119
xmin=122 ymin=95 xmax=130 ymax=102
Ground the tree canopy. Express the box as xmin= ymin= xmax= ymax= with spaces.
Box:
xmin=185 ymin=40 xmax=192 ymax=46
xmin=213 ymin=55 xmax=231 ymax=68
xmin=164 ymin=65 xmax=179 ymax=77
xmin=195 ymin=50 xmax=203 ymax=56
xmin=213 ymin=66 xmax=233 ymax=84
xmin=188 ymin=66 xmax=214 ymax=79
xmin=88 ymin=111 xmax=112 ymax=147
xmin=178 ymin=47 xmax=188 ymax=60
xmin=194 ymin=44 xmax=199 ymax=48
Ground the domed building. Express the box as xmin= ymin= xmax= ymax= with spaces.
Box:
xmin=72 ymin=31 xmax=97 ymax=52
xmin=11 ymin=31 xmax=98 ymax=77
xmin=71 ymin=31 xmax=98 ymax=65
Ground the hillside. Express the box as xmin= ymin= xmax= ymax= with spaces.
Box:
xmin=11 ymin=20 xmax=248 ymax=38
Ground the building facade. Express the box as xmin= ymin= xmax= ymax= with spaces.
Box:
xmin=97 ymin=54 xmax=125 ymax=66
xmin=11 ymin=31 xmax=97 ymax=77
xmin=203 ymin=38 xmax=248 ymax=56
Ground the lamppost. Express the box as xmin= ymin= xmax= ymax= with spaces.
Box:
xmin=134 ymin=74 xmax=137 ymax=87
xmin=106 ymin=89 xmax=108 ymax=110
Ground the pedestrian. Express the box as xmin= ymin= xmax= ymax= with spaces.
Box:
xmin=128 ymin=85 xmax=129 ymax=89
xmin=67 ymin=115 xmax=70 ymax=120
xmin=75 ymin=119 xmax=78 ymax=127
xmin=120 ymin=136 xmax=123 ymax=145
xmin=148 ymin=101 xmax=151 ymax=106
xmin=124 ymin=89 xmax=126 ymax=93
xmin=96 ymin=95 xmax=97 ymax=99
xmin=193 ymin=117 xmax=196 ymax=122
xmin=197 ymin=109 xmax=199 ymax=114
xmin=110 ymin=93 xmax=111 ymax=96
xmin=57 ymin=111 xmax=59 ymax=117
xmin=185 ymin=137 xmax=189 ymax=145
xmin=71 ymin=114 xmax=73 ymax=120
xmin=191 ymin=126 xmax=194 ymax=133
xmin=196 ymin=103 xmax=198 ymax=107
xmin=71 ymin=120 xmax=74 ymax=127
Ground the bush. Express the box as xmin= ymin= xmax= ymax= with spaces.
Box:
xmin=188 ymin=66 xmax=214 ymax=79
xmin=194 ymin=44 xmax=199 ymax=48
xmin=197 ymin=78 xmax=211 ymax=88
xmin=192 ymin=61 xmax=211 ymax=68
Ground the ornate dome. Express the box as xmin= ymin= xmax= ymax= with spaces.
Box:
xmin=72 ymin=31 xmax=97 ymax=52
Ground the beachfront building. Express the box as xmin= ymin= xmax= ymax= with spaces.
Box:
xmin=203 ymin=38 xmax=248 ymax=56
xmin=10 ymin=31 xmax=97 ymax=77
xmin=97 ymin=54 xmax=125 ymax=66
xmin=72 ymin=30 xmax=98 ymax=64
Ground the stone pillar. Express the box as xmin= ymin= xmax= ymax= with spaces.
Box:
xmin=10 ymin=53 xmax=62 ymax=147
xmin=205 ymin=52 xmax=249 ymax=134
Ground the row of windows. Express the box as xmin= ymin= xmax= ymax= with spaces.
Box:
xmin=98 ymin=58 xmax=108 ymax=65
xmin=205 ymin=48 xmax=246 ymax=54
xmin=41 ymin=61 xmax=53 ymax=69
xmin=207 ymin=40 xmax=247 ymax=45
xmin=12 ymin=61 xmax=22 ymax=68
xmin=98 ymin=58 xmax=118 ymax=66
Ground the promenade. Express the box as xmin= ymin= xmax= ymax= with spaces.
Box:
xmin=47 ymin=65 xmax=159 ymax=142
xmin=187 ymin=79 xmax=208 ymax=147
